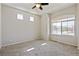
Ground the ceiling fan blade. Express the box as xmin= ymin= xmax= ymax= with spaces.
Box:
xmin=41 ymin=3 xmax=49 ymax=5
xmin=39 ymin=6 xmax=43 ymax=10
xmin=32 ymin=5 xmax=36 ymax=9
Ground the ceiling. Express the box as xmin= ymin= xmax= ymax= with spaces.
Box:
xmin=4 ymin=3 xmax=75 ymax=15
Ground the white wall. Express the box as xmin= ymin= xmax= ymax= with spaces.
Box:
xmin=40 ymin=14 xmax=50 ymax=40
xmin=50 ymin=5 xmax=77 ymax=46
xmin=2 ymin=4 xmax=41 ymax=47
xmin=0 ymin=4 xmax=1 ymax=48
xmin=76 ymin=4 xmax=79 ymax=49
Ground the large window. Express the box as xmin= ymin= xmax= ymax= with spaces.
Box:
xmin=51 ymin=16 xmax=75 ymax=36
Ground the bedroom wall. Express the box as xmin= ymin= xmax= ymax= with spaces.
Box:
xmin=2 ymin=4 xmax=41 ymax=47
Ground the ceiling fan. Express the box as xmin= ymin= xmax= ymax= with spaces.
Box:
xmin=32 ymin=3 xmax=49 ymax=10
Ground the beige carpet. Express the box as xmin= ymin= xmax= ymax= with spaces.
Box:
xmin=0 ymin=40 xmax=78 ymax=56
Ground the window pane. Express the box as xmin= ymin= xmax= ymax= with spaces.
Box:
xmin=17 ymin=14 xmax=23 ymax=20
xmin=56 ymin=22 xmax=61 ymax=35
xmin=51 ymin=22 xmax=61 ymax=35
xmin=30 ymin=16 xmax=34 ymax=22
xmin=51 ymin=23 xmax=57 ymax=34
xmin=62 ymin=21 xmax=68 ymax=35
xmin=68 ymin=21 xmax=74 ymax=35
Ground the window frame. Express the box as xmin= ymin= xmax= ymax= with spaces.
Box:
xmin=51 ymin=17 xmax=75 ymax=36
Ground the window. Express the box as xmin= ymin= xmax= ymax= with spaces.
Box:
xmin=30 ymin=16 xmax=34 ymax=22
xmin=51 ymin=16 xmax=75 ymax=36
xmin=62 ymin=21 xmax=68 ymax=35
xmin=52 ymin=22 xmax=61 ymax=35
xmin=17 ymin=13 xmax=23 ymax=20
xmin=67 ymin=20 xmax=74 ymax=35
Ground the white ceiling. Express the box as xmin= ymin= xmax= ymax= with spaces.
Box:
xmin=4 ymin=3 xmax=75 ymax=15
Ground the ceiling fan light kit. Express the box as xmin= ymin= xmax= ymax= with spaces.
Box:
xmin=36 ymin=3 xmax=41 ymax=8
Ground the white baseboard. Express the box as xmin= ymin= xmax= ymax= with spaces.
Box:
xmin=50 ymin=39 xmax=77 ymax=47
xmin=2 ymin=39 xmax=38 ymax=47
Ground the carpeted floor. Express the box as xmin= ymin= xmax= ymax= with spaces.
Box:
xmin=0 ymin=40 xmax=79 ymax=56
